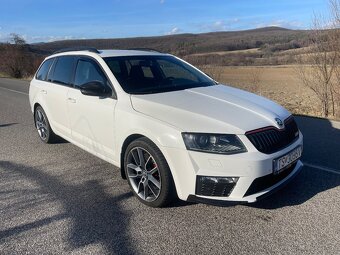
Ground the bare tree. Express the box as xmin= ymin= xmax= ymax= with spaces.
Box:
xmin=9 ymin=33 xmax=26 ymax=45
xmin=198 ymin=65 xmax=224 ymax=82
xmin=249 ymin=67 xmax=263 ymax=94
xmin=295 ymin=12 xmax=338 ymax=117
xmin=329 ymin=0 xmax=340 ymax=117
xmin=330 ymin=0 xmax=340 ymax=24
xmin=0 ymin=33 xmax=34 ymax=78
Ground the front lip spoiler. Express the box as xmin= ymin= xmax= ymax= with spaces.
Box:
xmin=252 ymin=161 xmax=303 ymax=202
xmin=187 ymin=162 xmax=303 ymax=206
xmin=187 ymin=195 xmax=247 ymax=207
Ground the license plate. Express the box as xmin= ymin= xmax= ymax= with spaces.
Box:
xmin=273 ymin=146 xmax=302 ymax=175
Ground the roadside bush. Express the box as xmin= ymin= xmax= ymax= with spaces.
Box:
xmin=0 ymin=34 xmax=40 ymax=78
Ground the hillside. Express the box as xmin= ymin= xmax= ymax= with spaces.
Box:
xmin=26 ymin=27 xmax=312 ymax=67
xmin=30 ymin=26 xmax=310 ymax=56
xmin=0 ymin=26 xmax=313 ymax=78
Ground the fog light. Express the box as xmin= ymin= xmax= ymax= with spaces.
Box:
xmin=196 ymin=176 xmax=239 ymax=197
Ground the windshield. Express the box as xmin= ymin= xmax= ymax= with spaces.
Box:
xmin=103 ymin=55 xmax=216 ymax=94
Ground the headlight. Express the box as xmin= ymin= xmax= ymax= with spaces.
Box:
xmin=182 ymin=133 xmax=247 ymax=154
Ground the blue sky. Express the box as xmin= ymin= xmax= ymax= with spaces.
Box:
xmin=0 ymin=0 xmax=330 ymax=43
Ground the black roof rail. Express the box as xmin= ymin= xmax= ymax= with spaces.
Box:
xmin=53 ymin=47 xmax=100 ymax=54
xmin=128 ymin=48 xmax=162 ymax=53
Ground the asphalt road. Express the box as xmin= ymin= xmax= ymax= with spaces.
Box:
xmin=0 ymin=78 xmax=339 ymax=255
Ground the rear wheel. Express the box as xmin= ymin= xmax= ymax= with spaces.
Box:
xmin=124 ymin=137 xmax=176 ymax=207
xmin=34 ymin=106 xmax=57 ymax=143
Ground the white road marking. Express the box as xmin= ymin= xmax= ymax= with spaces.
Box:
xmin=0 ymin=86 xmax=28 ymax=95
xmin=304 ymin=162 xmax=340 ymax=175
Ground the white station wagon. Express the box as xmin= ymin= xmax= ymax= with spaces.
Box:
xmin=29 ymin=48 xmax=303 ymax=207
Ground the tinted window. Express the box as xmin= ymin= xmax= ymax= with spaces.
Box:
xmin=104 ymin=55 xmax=215 ymax=94
xmin=74 ymin=59 xmax=107 ymax=88
xmin=50 ymin=56 xmax=76 ymax=86
xmin=106 ymin=60 xmax=121 ymax=75
xmin=158 ymin=59 xmax=199 ymax=82
xmin=36 ymin=58 xmax=53 ymax=81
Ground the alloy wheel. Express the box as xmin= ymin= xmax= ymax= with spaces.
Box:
xmin=126 ymin=147 xmax=161 ymax=202
xmin=35 ymin=109 xmax=48 ymax=140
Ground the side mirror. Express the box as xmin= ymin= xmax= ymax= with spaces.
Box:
xmin=80 ymin=81 xmax=112 ymax=97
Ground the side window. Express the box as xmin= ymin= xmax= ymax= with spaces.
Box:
xmin=36 ymin=58 xmax=53 ymax=81
xmin=74 ymin=59 xmax=107 ymax=88
xmin=50 ymin=56 xmax=76 ymax=86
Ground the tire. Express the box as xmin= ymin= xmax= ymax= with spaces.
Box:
xmin=34 ymin=106 xmax=58 ymax=143
xmin=124 ymin=137 xmax=177 ymax=207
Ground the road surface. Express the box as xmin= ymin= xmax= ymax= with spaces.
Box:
xmin=0 ymin=78 xmax=339 ymax=255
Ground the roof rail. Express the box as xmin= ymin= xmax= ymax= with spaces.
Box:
xmin=53 ymin=47 xmax=100 ymax=54
xmin=128 ymin=48 xmax=162 ymax=53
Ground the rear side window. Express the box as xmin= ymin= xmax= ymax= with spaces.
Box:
xmin=36 ymin=59 xmax=53 ymax=81
xmin=74 ymin=59 xmax=107 ymax=88
xmin=50 ymin=56 xmax=76 ymax=86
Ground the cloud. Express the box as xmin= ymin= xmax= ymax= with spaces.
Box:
xmin=38 ymin=35 xmax=86 ymax=43
xmin=255 ymin=20 xmax=304 ymax=29
xmin=200 ymin=20 xmax=225 ymax=32
xmin=199 ymin=19 xmax=240 ymax=32
xmin=160 ymin=0 xmax=165 ymax=4
xmin=211 ymin=21 xmax=226 ymax=31
xmin=0 ymin=33 xmax=10 ymax=42
xmin=0 ymin=33 xmax=86 ymax=43
xmin=25 ymin=35 xmax=69 ymax=43
xmin=166 ymin=27 xmax=180 ymax=35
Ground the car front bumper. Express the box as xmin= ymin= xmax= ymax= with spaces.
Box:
xmin=161 ymin=131 xmax=303 ymax=203
xmin=187 ymin=160 xmax=303 ymax=205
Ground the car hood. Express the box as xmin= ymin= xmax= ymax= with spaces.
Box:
xmin=130 ymin=85 xmax=291 ymax=134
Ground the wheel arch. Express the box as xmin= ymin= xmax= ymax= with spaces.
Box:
xmin=120 ymin=134 xmax=145 ymax=179
xmin=33 ymin=103 xmax=42 ymax=122
xmin=33 ymin=102 xmax=41 ymax=112
xmin=119 ymin=133 xmax=179 ymax=204
xmin=119 ymin=133 xmax=178 ymax=185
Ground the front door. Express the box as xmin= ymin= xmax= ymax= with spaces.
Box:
xmin=67 ymin=57 xmax=117 ymax=160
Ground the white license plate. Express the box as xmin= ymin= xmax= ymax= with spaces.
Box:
xmin=273 ymin=146 xmax=302 ymax=175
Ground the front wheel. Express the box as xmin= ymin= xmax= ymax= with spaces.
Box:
xmin=124 ymin=137 xmax=177 ymax=207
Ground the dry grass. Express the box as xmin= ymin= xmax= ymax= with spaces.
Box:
xmin=188 ymin=48 xmax=260 ymax=57
xmin=212 ymin=65 xmax=325 ymax=118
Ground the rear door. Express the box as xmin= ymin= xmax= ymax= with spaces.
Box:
xmin=44 ymin=56 xmax=77 ymax=137
xmin=31 ymin=57 xmax=54 ymax=109
xmin=67 ymin=57 xmax=117 ymax=160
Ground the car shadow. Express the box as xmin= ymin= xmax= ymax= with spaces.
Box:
xmin=0 ymin=161 xmax=136 ymax=254
xmin=249 ymin=115 xmax=340 ymax=209
xmin=53 ymin=136 xmax=69 ymax=144
xmin=0 ymin=123 xmax=18 ymax=128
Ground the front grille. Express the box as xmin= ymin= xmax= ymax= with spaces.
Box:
xmin=246 ymin=116 xmax=299 ymax=154
xmin=196 ymin=176 xmax=237 ymax=197
xmin=244 ymin=162 xmax=296 ymax=197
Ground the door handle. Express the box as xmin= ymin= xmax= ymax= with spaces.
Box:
xmin=41 ymin=90 xmax=47 ymax=94
xmin=67 ymin=97 xmax=76 ymax=103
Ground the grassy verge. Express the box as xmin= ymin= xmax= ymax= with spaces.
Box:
xmin=205 ymin=65 xmax=339 ymax=121
xmin=0 ymin=72 xmax=7 ymax=78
